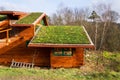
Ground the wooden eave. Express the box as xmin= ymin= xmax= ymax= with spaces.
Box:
xmin=10 ymin=24 xmax=34 ymax=27
xmin=33 ymin=13 xmax=48 ymax=26
xmin=28 ymin=26 xmax=95 ymax=49
xmin=28 ymin=43 xmax=95 ymax=49
xmin=0 ymin=20 xmax=8 ymax=27
xmin=0 ymin=11 xmax=27 ymax=16
xmin=0 ymin=28 xmax=12 ymax=33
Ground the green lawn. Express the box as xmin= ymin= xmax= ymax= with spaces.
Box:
xmin=0 ymin=51 xmax=120 ymax=80
xmin=0 ymin=67 xmax=119 ymax=80
xmin=31 ymin=26 xmax=90 ymax=44
xmin=16 ymin=12 xmax=42 ymax=24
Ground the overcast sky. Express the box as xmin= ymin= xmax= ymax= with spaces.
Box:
xmin=0 ymin=0 xmax=119 ymax=16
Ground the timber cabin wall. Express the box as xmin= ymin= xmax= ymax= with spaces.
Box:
xmin=51 ymin=48 xmax=84 ymax=68
xmin=0 ymin=25 xmax=34 ymax=65
xmin=0 ymin=20 xmax=9 ymax=38
xmin=0 ymin=25 xmax=51 ymax=67
xmin=0 ymin=20 xmax=9 ymax=28
xmin=0 ymin=13 xmax=51 ymax=67
xmin=0 ymin=11 xmax=86 ymax=68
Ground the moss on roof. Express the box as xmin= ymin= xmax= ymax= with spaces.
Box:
xmin=31 ymin=26 xmax=90 ymax=44
xmin=16 ymin=12 xmax=42 ymax=24
xmin=0 ymin=15 xmax=7 ymax=21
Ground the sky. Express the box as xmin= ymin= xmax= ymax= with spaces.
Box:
xmin=0 ymin=0 xmax=119 ymax=16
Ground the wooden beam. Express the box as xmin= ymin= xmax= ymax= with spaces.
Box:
xmin=6 ymin=30 xmax=9 ymax=43
xmin=0 ymin=28 xmax=12 ymax=33
xmin=33 ymin=13 xmax=46 ymax=26
xmin=0 ymin=28 xmax=12 ymax=44
xmin=0 ymin=11 xmax=27 ymax=16
xmin=0 ymin=20 xmax=9 ymax=27
xmin=28 ymin=43 xmax=95 ymax=49
xmin=10 ymin=24 xmax=33 ymax=27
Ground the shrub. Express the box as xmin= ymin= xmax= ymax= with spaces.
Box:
xmin=103 ymin=51 xmax=120 ymax=72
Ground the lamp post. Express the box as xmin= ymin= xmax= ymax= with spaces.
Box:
xmin=89 ymin=11 xmax=100 ymax=50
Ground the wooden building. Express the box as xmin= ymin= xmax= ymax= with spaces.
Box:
xmin=0 ymin=11 xmax=49 ymax=67
xmin=28 ymin=26 xmax=94 ymax=68
xmin=0 ymin=11 xmax=94 ymax=68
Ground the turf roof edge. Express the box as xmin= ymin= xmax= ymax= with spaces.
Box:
xmin=28 ymin=26 xmax=95 ymax=49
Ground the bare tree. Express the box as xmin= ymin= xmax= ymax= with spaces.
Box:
xmin=73 ymin=8 xmax=89 ymax=25
xmin=62 ymin=7 xmax=74 ymax=25
xmin=97 ymin=3 xmax=120 ymax=50
xmin=50 ymin=13 xmax=63 ymax=25
xmin=50 ymin=3 xmax=120 ymax=51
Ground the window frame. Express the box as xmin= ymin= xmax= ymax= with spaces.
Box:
xmin=53 ymin=48 xmax=75 ymax=56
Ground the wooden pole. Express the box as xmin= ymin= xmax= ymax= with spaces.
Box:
xmin=6 ymin=30 xmax=10 ymax=45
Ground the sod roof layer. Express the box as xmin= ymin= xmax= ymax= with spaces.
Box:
xmin=31 ymin=26 xmax=90 ymax=44
xmin=0 ymin=15 xmax=7 ymax=21
xmin=16 ymin=12 xmax=42 ymax=24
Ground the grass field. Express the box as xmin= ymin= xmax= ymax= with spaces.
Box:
xmin=0 ymin=51 xmax=120 ymax=80
xmin=0 ymin=67 xmax=119 ymax=80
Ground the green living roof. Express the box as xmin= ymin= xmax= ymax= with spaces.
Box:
xmin=16 ymin=12 xmax=42 ymax=24
xmin=31 ymin=26 xmax=90 ymax=44
xmin=0 ymin=15 xmax=7 ymax=21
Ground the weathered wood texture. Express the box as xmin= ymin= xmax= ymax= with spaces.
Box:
xmin=0 ymin=11 xmax=28 ymax=20
xmin=51 ymin=48 xmax=84 ymax=68
xmin=0 ymin=20 xmax=9 ymax=28
xmin=0 ymin=26 xmax=32 ymax=65
xmin=0 ymin=25 xmax=50 ymax=67
xmin=0 ymin=20 xmax=10 ymax=39
xmin=0 ymin=11 xmax=51 ymax=67
xmin=0 ymin=25 xmax=85 ymax=68
xmin=0 ymin=47 xmax=51 ymax=67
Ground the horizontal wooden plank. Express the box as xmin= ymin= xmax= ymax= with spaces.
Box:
xmin=0 ymin=28 xmax=12 ymax=33
xmin=29 ymin=43 xmax=95 ymax=49
xmin=10 ymin=24 xmax=33 ymax=27
xmin=0 ymin=20 xmax=9 ymax=27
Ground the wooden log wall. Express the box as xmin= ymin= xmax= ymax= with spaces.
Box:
xmin=0 ymin=20 xmax=9 ymax=28
xmin=0 ymin=20 xmax=9 ymax=38
xmin=0 ymin=47 xmax=51 ymax=67
xmin=0 ymin=26 xmax=51 ymax=67
xmin=51 ymin=48 xmax=84 ymax=68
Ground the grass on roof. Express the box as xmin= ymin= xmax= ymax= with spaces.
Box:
xmin=31 ymin=26 xmax=90 ymax=44
xmin=0 ymin=15 xmax=7 ymax=21
xmin=16 ymin=13 xmax=42 ymax=24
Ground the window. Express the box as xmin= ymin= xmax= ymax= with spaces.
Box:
xmin=53 ymin=48 xmax=75 ymax=56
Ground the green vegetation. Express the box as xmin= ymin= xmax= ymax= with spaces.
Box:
xmin=0 ymin=68 xmax=119 ymax=80
xmin=103 ymin=51 xmax=120 ymax=72
xmin=16 ymin=13 xmax=42 ymax=24
xmin=0 ymin=51 xmax=120 ymax=80
xmin=35 ymin=25 xmax=40 ymax=31
xmin=0 ymin=15 xmax=7 ymax=21
xmin=32 ymin=26 xmax=90 ymax=44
